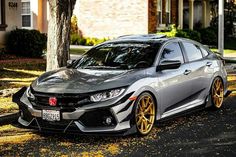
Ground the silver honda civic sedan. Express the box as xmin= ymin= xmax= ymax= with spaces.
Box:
xmin=13 ymin=35 xmax=230 ymax=136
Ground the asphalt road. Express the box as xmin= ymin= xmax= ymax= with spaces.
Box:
xmin=0 ymin=92 xmax=235 ymax=157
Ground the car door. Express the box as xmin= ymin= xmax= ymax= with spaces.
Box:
xmin=181 ymin=42 xmax=211 ymax=103
xmin=156 ymin=42 xmax=194 ymax=118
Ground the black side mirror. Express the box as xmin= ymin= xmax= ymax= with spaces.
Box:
xmin=67 ymin=59 xmax=76 ymax=67
xmin=156 ymin=60 xmax=181 ymax=71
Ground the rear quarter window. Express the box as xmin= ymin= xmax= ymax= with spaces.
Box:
xmin=183 ymin=42 xmax=203 ymax=62
xmin=200 ymin=47 xmax=209 ymax=57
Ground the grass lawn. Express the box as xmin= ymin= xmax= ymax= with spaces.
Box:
xmin=0 ymin=97 xmax=19 ymax=114
xmin=70 ymin=47 xmax=90 ymax=55
xmin=210 ymin=49 xmax=236 ymax=54
xmin=0 ymin=59 xmax=46 ymax=90
xmin=0 ymin=59 xmax=46 ymax=114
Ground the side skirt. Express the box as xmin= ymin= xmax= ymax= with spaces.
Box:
xmin=160 ymin=100 xmax=205 ymax=120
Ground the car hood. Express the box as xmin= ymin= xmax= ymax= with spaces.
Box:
xmin=31 ymin=67 xmax=148 ymax=94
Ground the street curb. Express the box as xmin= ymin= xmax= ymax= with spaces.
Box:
xmin=0 ymin=112 xmax=19 ymax=126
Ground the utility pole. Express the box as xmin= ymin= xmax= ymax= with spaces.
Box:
xmin=218 ymin=0 xmax=224 ymax=56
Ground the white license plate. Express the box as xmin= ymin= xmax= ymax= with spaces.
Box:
xmin=42 ymin=110 xmax=60 ymax=121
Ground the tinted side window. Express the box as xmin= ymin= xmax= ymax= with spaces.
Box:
xmin=183 ymin=42 xmax=203 ymax=61
xmin=200 ymin=47 xmax=209 ymax=57
xmin=161 ymin=42 xmax=184 ymax=63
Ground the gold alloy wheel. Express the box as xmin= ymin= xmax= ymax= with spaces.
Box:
xmin=212 ymin=78 xmax=224 ymax=108
xmin=135 ymin=94 xmax=155 ymax=135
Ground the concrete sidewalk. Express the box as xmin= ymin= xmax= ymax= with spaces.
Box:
xmin=70 ymin=45 xmax=92 ymax=49
xmin=224 ymin=52 xmax=236 ymax=58
xmin=224 ymin=53 xmax=236 ymax=63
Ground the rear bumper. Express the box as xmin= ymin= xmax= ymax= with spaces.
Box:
xmin=13 ymin=87 xmax=137 ymax=136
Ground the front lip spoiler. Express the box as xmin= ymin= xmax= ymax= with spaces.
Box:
xmin=18 ymin=117 xmax=134 ymax=136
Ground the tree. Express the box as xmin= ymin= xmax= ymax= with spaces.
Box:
xmin=71 ymin=15 xmax=79 ymax=35
xmin=47 ymin=0 xmax=76 ymax=71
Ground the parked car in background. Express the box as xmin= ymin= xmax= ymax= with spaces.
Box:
xmin=13 ymin=35 xmax=230 ymax=136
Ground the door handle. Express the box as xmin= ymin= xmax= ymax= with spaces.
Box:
xmin=206 ymin=62 xmax=212 ymax=67
xmin=184 ymin=69 xmax=191 ymax=75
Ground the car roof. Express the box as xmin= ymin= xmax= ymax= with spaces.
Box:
xmin=93 ymin=34 xmax=203 ymax=50
xmin=101 ymin=34 xmax=196 ymax=45
xmin=107 ymin=34 xmax=169 ymax=44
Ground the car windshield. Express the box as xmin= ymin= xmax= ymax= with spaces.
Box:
xmin=72 ymin=43 xmax=160 ymax=70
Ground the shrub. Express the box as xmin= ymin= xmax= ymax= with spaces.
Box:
xmin=70 ymin=34 xmax=108 ymax=46
xmin=5 ymin=29 xmax=47 ymax=57
xmin=158 ymin=25 xmax=177 ymax=37
xmin=176 ymin=29 xmax=201 ymax=42
xmin=71 ymin=34 xmax=80 ymax=45
xmin=199 ymin=27 xmax=217 ymax=46
xmin=157 ymin=25 xmax=201 ymax=42
xmin=79 ymin=38 xmax=87 ymax=45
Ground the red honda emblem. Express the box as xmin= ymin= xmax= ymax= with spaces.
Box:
xmin=49 ymin=97 xmax=57 ymax=106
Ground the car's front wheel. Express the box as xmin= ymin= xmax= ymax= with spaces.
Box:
xmin=134 ymin=92 xmax=156 ymax=135
xmin=211 ymin=77 xmax=224 ymax=109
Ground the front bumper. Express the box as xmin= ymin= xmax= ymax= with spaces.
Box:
xmin=13 ymin=87 xmax=137 ymax=135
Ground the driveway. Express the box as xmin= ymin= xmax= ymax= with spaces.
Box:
xmin=0 ymin=92 xmax=235 ymax=156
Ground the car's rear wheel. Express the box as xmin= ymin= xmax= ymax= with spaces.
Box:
xmin=135 ymin=92 xmax=156 ymax=135
xmin=211 ymin=77 xmax=224 ymax=109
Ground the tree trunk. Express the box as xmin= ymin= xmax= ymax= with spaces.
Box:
xmin=47 ymin=0 xmax=76 ymax=71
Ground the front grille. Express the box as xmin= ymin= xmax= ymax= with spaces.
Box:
xmin=30 ymin=89 xmax=92 ymax=110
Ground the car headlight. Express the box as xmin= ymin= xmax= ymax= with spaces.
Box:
xmin=26 ymin=87 xmax=35 ymax=100
xmin=90 ymin=88 xmax=125 ymax=102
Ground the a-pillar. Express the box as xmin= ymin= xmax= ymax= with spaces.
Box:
xmin=178 ymin=0 xmax=183 ymax=29
xmin=189 ymin=0 xmax=194 ymax=30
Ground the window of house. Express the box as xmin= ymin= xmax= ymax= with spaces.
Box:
xmin=21 ymin=1 xmax=31 ymax=28
xmin=161 ymin=42 xmax=184 ymax=64
xmin=166 ymin=0 xmax=171 ymax=25
xmin=157 ymin=0 xmax=162 ymax=25
xmin=183 ymin=42 xmax=203 ymax=62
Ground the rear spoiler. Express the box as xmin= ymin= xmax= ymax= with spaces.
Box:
xmin=213 ymin=51 xmax=226 ymax=65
